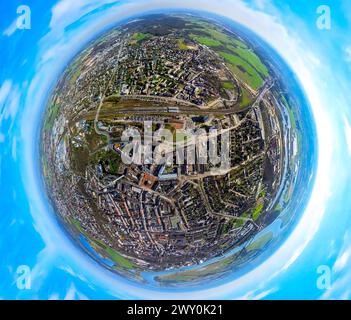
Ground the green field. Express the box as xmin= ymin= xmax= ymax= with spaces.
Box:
xmin=105 ymin=247 xmax=135 ymax=269
xmin=67 ymin=217 xmax=86 ymax=235
xmin=93 ymin=238 xmax=135 ymax=270
xmin=44 ymin=103 xmax=60 ymax=131
xmin=240 ymin=87 xmax=252 ymax=107
xmin=186 ymin=20 xmax=269 ymax=91
xmin=157 ymin=253 xmax=235 ymax=282
xmin=131 ymin=32 xmax=152 ymax=43
xmin=219 ymin=52 xmax=264 ymax=90
xmin=178 ymin=38 xmax=189 ymax=50
xmin=228 ymin=211 xmax=251 ymax=230
xmin=187 ymin=19 xmax=247 ymax=49
xmin=191 ymin=24 xmax=239 ymax=46
xmin=229 ymin=46 xmax=269 ymax=77
xmin=247 ymin=232 xmax=273 ymax=251
xmin=281 ymin=95 xmax=297 ymax=131
xmin=252 ymin=203 xmax=264 ymax=221
xmin=232 ymin=38 xmax=248 ymax=49
xmin=288 ymin=106 xmax=297 ymax=131
xmin=190 ymin=34 xmax=221 ymax=47
xmin=91 ymin=149 xmax=121 ymax=175
xmin=222 ymin=81 xmax=235 ymax=90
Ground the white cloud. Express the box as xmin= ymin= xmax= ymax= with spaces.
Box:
xmin=6 ymin=90 xmax=20 ymax=120
xmin=48 ymin=293 xmax=60 ymax=300
xmin=27 ymin=247 xmax=56 ymax=293
xmin=3 ymin=19 xmax=17 ymax=37
xmin=334 ymin=233 xmax=351 ymax=273
xmin=64 ymin=283 xmax=89 ymax=300
xmin=343 ymin=116 xmax=351 ymax=156
xmin=59 ymin=264 xmax=89 ymax=284
xmin=0 ymin=80 xmax=20 ymax=123
xmin=0 ymin=80 xmax=12 ymax=106
xmin=12 ymin=137 xmax=17 ymax=161
xmin=321 ymin=233 xmax=351 ymax=299
xmin=64 ymin=283 xmax=78 ymax=300
xmin=344 ymin=46 xmax=351 ymax=62
xmin=50 ymin=0 xmax=118 ymax=30
xmin=334 ymin=250 xmax=351 ymax=273
xmin=254 ymin=0 xmax=269 ymax=10
xmin=237 ymin=287 xmax=278 ymax=300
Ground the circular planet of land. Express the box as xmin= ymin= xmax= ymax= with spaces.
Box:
xmin=41 ymin=13 xmax=313 ymax=284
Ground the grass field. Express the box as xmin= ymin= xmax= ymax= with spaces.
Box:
xmin=105 ymin=247 xmax=135 ymax=269
xmin=68 ymin=217 xmax=87 ymax=236
xmin=130 ymin=32 xmax=151 ymax=44
xmin=222 ymin=81 xmax=235 ymax=90
xmin=190 ymin=34 xmax=221 ymax=47
xmin=252 ymin=202 xmax=264 ymax=221
xmin=282 ymin=95 xmax=297 ymax=131
xmin=43 ymin=103 xmax=60 ymax=131
xmin=178 ymin=38 xmax=189 ymax=50
xmin=192 ymin=24 xmax=237 ymax=46
xmin=219 ymin=52 xmax=263 ymax=90
xmin=187 ymin=20 xmax=269 ymax=91
xmin=93 ymin=238 xmax=135 ymax=270
xmin=229 ymin=46 xmax=269 ymax=77
xmin=240 ymin=87 xmax=252 ymax=107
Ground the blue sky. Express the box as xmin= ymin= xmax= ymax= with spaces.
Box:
xmin=1 ymin=0 xmax=351 ymax=299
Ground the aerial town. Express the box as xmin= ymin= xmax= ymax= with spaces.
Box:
xmin=41 ymin=14 xmax=296 ymax=273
